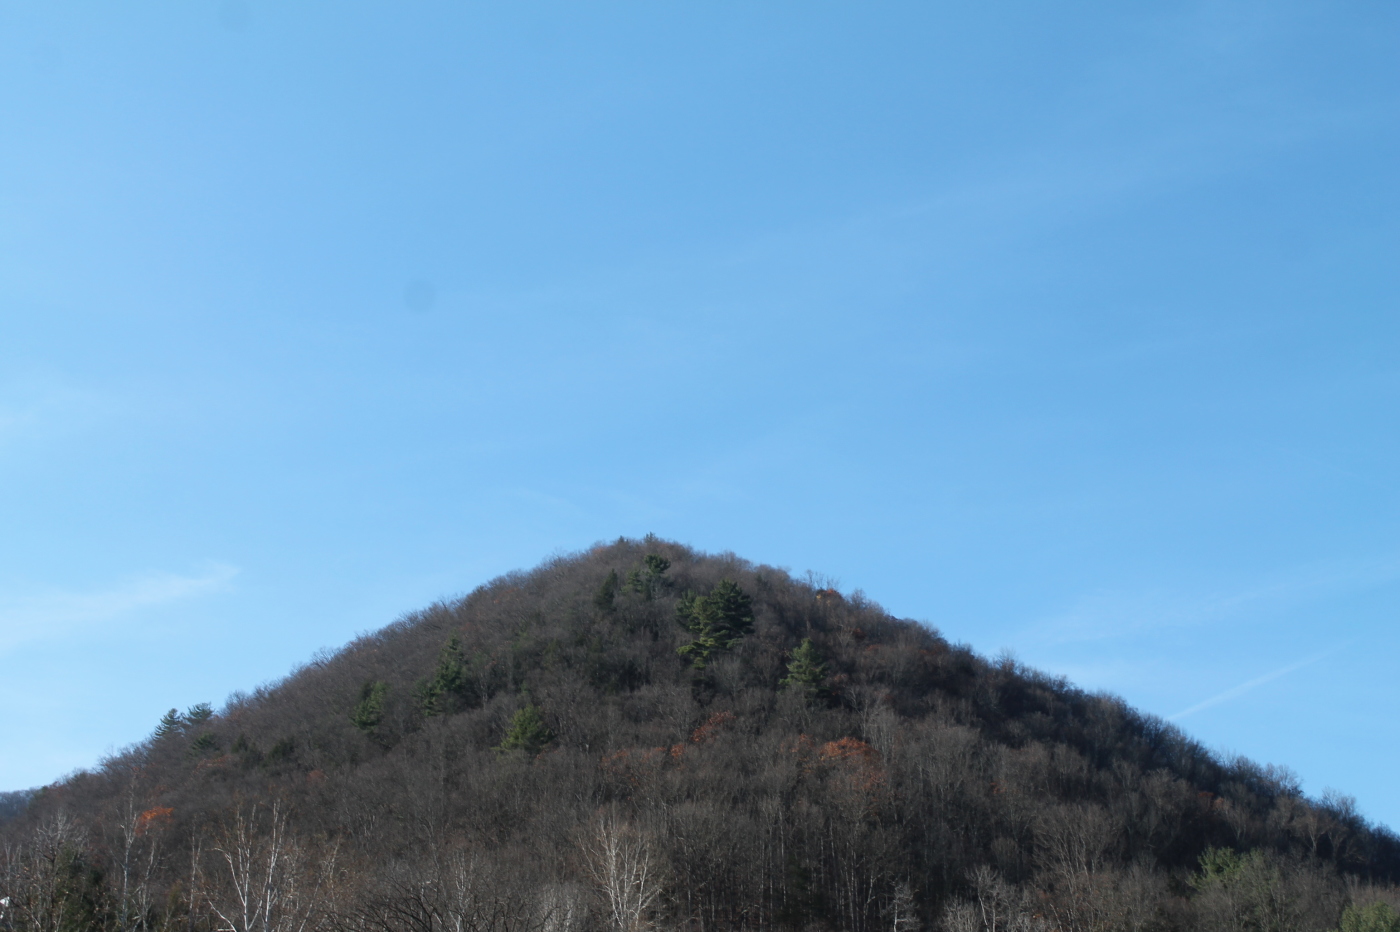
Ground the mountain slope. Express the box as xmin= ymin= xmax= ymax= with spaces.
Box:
xmin=2 ymin=537 xmax=1396 ymax=932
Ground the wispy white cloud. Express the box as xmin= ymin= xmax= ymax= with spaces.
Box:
xmin=0 ymin=373 xmax=120 ymax=457
xmin=0 ymin=565 xmax=239 ymax=654
xmin=1169 ymin=644 xmax=1350 ymax=720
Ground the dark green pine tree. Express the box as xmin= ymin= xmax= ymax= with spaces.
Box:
xmin=644 ymin=553 xmax=671 ymax=580
xmin=189 ymin=732 xmax=218 ymax=755
xmin=677 ymin=579 xmax=754 ymax=669
xmin=419 ymin=635 xmax=469 ymax=717
xmin=350 ymin=680 xmax=389 ymax=733
xmin=624 ymin=554 xmax=671 ymax=600
xmin=496 ymin=704 xmax=554 ymax=755
xmin=594 ymin=569 xmax=620 ymax=611
xmin=185 ymin=702 xmax=214 ymax=725
xmin=154 ymin=708 xmax=184 ymax=739
xmin=780 ymin=637 xmax=828 ymax=699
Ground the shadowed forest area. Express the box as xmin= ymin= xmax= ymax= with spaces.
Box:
xmin=2 ymin=538 xmax=1398 ymax=932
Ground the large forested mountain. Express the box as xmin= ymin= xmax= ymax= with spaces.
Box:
xmin=2 ymin=538 xmax=1397 ymax=932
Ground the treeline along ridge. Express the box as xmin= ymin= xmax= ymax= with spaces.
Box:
xmin=2 ymin=538 xmax=1398 ymax=932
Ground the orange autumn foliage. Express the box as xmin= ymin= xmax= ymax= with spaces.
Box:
xmin=135 ymin=806 xmax=174 ymax=837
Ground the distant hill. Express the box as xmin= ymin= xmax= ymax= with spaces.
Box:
xmin=2 ymin=538 xmax=1396 ymax=932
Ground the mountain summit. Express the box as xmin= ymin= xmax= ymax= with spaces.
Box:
xmin=2 ymin=538 xmax=1396 ymax=932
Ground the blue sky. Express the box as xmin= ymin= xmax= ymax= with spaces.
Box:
xmin=1 ymin=2 xmax=1396 ymax=826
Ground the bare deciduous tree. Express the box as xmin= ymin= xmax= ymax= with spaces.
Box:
xmin=579 ymin=813 xmax=662 ymax=932
xmin=939 ymin=867 xmax=1044 ymax=932
xmin=207 ymin=802 xmax=334 ymax=932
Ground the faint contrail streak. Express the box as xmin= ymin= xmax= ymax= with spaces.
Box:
xmin=1169 ymin=643 xmax=1350 ymax=721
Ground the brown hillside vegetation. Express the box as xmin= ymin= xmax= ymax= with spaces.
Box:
xmin=2 ymin=538 xmax=1397 ymax=932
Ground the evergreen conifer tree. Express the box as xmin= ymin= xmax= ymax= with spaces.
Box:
xmin=780 ymin=638 xmax=828 ymax=699
xmin=350 ymin=681 xmax=389 ymax=733
xmin=185 ymin=702 xmax=214 ymax=725
xmin=624 ymin=554 xmax=671 ymax=600
xmin=594 ymin=569 xmax=619 ymax=611
xmin=154 ymin=708 xmax=183 ymax=739
xmin=419 ymin=635 xmax=468 ymax=717
xmin=496 ymin=704 xmax=553 ymax=755
xmin=677 ymin=579 xmax=754 ymax=669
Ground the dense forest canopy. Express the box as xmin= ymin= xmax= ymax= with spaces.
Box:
xmin=2 ymin=538 xmax=1397 ymax=932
